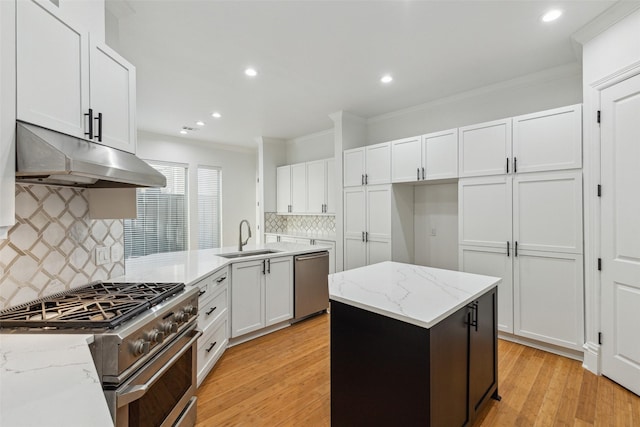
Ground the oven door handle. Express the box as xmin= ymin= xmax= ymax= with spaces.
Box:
xmin=116 ymin=329 xmax=202 ymax=407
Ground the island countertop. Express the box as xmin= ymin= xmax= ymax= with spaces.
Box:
xmin=329 ymin=261 xmax=501 ymax=329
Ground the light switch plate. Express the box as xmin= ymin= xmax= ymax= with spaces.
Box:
xmin=95 ymin=246 xmax=111 ymax=266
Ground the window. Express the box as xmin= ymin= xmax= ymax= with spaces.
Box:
xmin=197 ymin=166 xmax=222 ymax=249
xmin=124 ymin=161 xmax=188 ymax=259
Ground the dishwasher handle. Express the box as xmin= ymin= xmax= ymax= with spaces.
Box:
xmin=295 ymin=252 xmax=329 ymax=261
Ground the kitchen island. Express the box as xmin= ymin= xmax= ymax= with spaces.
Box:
xmin=329 ymin=262 xmax=501 ymax=426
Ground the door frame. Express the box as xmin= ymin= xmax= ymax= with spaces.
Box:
xmin=583 ymin=60 xmax=640 ymax=374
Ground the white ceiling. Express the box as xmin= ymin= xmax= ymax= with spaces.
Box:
xmin=109 ymin=0 xmax=617 ymax=147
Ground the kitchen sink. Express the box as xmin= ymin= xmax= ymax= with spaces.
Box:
xmin=218 ymin=250 xmax=281 ymax=259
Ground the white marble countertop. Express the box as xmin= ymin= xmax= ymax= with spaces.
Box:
xmin=265 ymin=231 xmax=337 ymax=241
xmin=117 ymin=242 xmax=330 ymax=286
xmin=329 ymin=261 xmax=501 ymax=329
xmin=0 ymin=334 xmax=113 ymax=427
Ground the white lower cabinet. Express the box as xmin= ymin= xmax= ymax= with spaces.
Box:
xmin=195 ymin=267 xmax=229 ymax=386
xmin=231 ymin=256 xmax=293 ymax=338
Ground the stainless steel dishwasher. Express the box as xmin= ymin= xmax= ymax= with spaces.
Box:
xmin=294 ymin=251 xmax=330 ymax=321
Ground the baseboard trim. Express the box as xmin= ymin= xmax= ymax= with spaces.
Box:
xmin=582 ymin=341 xmax=600 ymax=374
xmin=498 ymin=332 xmax=584 ymax=361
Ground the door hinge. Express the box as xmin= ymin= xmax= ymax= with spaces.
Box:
xmin=597 ymin=184 xmax=601 ymax=197
xmin=598 ymin=332 xmax=602 ymax=345
xmin=598 ymin=258 xmax=602 ymax=271
xmin=597 ymin=110 xmax=601 ymax=124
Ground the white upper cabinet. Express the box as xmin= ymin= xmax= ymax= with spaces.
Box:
xmin=17 ymin=0 xmax=89 ymax=139
xmin=391 ymin=136 xmax=422 ymax=182
xmin=423 ymin=128 xmax=458 ymax=180
xmin=459 ymin=119 xmax=512 ymax=178
xmin=326 ymin=158 xmax=336 ymax=214
xmin=17 ymin=0 xmax=137 ymax=153
xmin=343 ymin=142 xmax=390 ymax=187
xmin=365 ymin=142 xmax=391 ymax=185
xmin=276 ymin=165 xmax=291 ymax=214
xmin=306 ymin=160 xmax=326 ymax=214
xmin=0 ymin=0 xmax=16 ymax=239
xmin=290 ymin=163 xmax=307 ymax=213
xmin=512 ymin=104 xmax=582 ymax=173
xmin=343 ymin=147 xmax=365 ymax=187
xmin=89 ymin=39 xmax=136 ymax=153
xmin=391 ymin=130 xmax=458 ymax=183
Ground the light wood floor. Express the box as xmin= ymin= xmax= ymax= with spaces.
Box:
xmin=196 ymin=313 xmax=640 ymax=426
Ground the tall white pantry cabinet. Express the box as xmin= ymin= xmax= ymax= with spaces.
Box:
xmin=458 ymin=104 xmax=584 ymax=351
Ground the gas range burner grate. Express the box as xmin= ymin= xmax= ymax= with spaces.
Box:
xmin=0 ymin=282 xmax=185 ymax=329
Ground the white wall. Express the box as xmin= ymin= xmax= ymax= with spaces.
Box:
xmin=413 ymin=183 xmax=458 ymax=271
xmin=137 ymin=131 xmax=257 ymax=249
xmin=367 ymin=63 xmax=583 ymax=144
xmin=285 ymin=129 xmax=334 ymax=164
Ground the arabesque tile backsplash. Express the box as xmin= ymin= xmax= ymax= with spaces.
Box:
xmin=264 ymin=212 xmax=335 ymax=235
xmin=0 ymin=185 xmax=124 ymax=310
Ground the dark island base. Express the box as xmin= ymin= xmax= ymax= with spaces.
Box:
xmin=330 ymin=287 xmax=499 ymax=427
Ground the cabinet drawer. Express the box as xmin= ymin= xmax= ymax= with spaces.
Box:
xmin=197 ymin=316 xmax=228 ymax=380
xmin=195 ymin=267 xmax=228 ymax=306
xmin=198 ymin=285 xmax=228 ymax=330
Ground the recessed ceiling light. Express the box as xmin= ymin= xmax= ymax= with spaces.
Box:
xmin=541 ymin=9 xmax=562 ymax=22
xmin=245 ymin=68 xmax=258 ymax=77
xmin=380 ymin=75 xmax=393 ymax=84
xmin=211 ymin=112 xmax=222 ymax=119
xmin=196 ymin=120 xmax=205 ymax=126
xmin=180 ymin=129 xmax=188 ymax=135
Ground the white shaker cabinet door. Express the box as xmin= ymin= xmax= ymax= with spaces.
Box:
xmin=460 ymin=246 xmax=513 ymax=333
xmin=325 ymin=158 xmax=336 ymax=214
xmin=366 ymin=185 xmax=391 ymax=240
xmin=290 ymin=163 xmax=307 ymax=213
xmin=276 ymin=165 xmax=291 ymax=214
xmin=459 ymin=118 xmax=512 ymax=178
xmin=423 ymin=128 xmax=458 ymax=180
xmin=344 ymin=237 xmax=367 ymax=271
xmin=513 ymin=170 xmax=583 ymax=254
xmin=17 ymin=0 xmax=89 ymax=139
xmin=367 ymin=239 xmax=392 ymax=265
xmin=265 ymin=256 xmax=293 ymax=326
xmin=343 ymin=188 xmax=366 ymax=271
xmin=512 ymin=104 xmax=582 ymax=173
xmin=306 ymin=160 xmax=326 ymax=214
xmin=343 ymin=147 xmax=365 ymax=187
xmin=231 ymin=260 xmax=265 ymax=338
xmin=513 ymin=250 xmax=584 ymax=351
xmin=391 ymin=136 xmax=422 ymax=183
xmin=89 ymin=39 xmax=136 ymax=153
xmin=459 ymin=176 xmax=512 ymax=249
xmin=365 ymin=142 xmax=391 ymax=185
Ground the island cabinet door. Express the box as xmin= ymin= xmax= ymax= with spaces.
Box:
xmin=468 ymin=288 xmax=498 ymax=417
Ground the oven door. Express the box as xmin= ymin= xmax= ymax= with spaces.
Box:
xmin=111 ymin=326 xmax=201 ymax=427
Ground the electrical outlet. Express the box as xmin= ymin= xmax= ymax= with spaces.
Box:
xmin=431 ymin=228 xmax=437 ymax=237
xmin=95 ymin=246 xmax=111 ymax=266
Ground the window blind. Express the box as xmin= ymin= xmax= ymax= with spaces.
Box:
xmin=124 ymin=161 xmax=188 ymax=259
xmin=197 ymin=166 xmax=222 ymax=249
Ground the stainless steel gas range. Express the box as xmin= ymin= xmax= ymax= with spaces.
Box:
xmin=0 ymin=281 xmax=201 ymax=427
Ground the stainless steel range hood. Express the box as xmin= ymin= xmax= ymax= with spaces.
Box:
xmin=15 ymin=121 xmax=166 ymax=188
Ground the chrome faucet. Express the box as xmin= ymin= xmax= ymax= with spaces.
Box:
xmin=238 ymin=220 xmax=252 ymax=251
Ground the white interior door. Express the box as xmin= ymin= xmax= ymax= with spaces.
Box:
xmin=601 ymin=72 xmax=640 ymax=395
xmin=89 ymin=38 xmax=136 ymax=153
xmin=460 ymin=246 xmax=513 ymax=333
